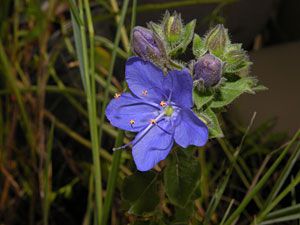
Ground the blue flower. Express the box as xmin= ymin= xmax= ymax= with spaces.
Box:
xmin=106 ymin=57 xmax=208 ymax=171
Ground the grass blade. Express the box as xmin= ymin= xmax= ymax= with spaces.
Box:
xmin=223 ymin=129 xmax=300 ymax=225
xmin=259 ymin=214 xmax=300 ymax=225
xmin=264 ymin=204 xmax=300 ymax=220
xmin=263 ymin=142 xmax=300 ymax=206
xmin=220 ymin=199 xmax=235 ymax=225
xmin=70 ymin=0 xmax=104 ymax=223
xmin=255 ymin=172 xmax=300 ymax=224
xmin=43 ymin=123 xmax=55 ymax=225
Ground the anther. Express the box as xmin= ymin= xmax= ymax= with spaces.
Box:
xmin=160 ymin=101 xmax=167 ymax=107
xmin=114 ymin=93 xmax=121 ymax=99
xmin=130 ymin=119 xmax=135 ymax=127
xmin=142 ymin=90 xmax=148 ymax=96
xmin=150 ymin=119 xmax=156 ymax=124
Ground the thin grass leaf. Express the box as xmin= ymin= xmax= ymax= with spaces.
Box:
xmin=263 ymin=142 xmax=300 ymax=207
xmin=204 ymin=165 xmax=234 ymax=225
xmin=101 ymin=130 xmax=125 ymax=225
xmin=129 ymin=0 xmax=137 ymax=55
xmin=70 ymin=0 xmax=87 ymax=91
xmin=259 ymin=214 xmax=300 ymax=225
xmin=109 ymin=0 xmax=130 ymax=52
xmin=97 ymin=0 xmax=130 ymax=185
xmin=255 ymin=172 xmax=300 ymax=224
xmin=67 ymin=0 xmax=84 ymax=26
xmin=205 ymin=113 xmax=257 ymax=224
xmin=97 ymin=0 xmax=130 ymax=141
xmin=220 ymin=199 xmax=235 ymax=225
xmin=0 ymin=40 xmax=35 ymax=153
xmin=95 ymin=36 xmax=128 ymax=59
xmin=43 ymin=123 xmax=55 ymax=225
xmin=82 ymin=172 xmax=94 ymax=225
xmin=264 ymin=204 xmax=300 ymax=220
xmin=82 ymin=1 xmax=103 ymax=222
xmin=223 ymin=129 xmax=300 ymax=225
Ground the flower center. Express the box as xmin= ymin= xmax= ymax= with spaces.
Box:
xmin=164 ymin=106 xmax=174 ymax=117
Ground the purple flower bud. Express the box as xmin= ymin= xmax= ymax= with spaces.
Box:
xmin=194 ymin=53 xmax=222 ymax=87
xmin=132 ymin=26 xmax=163 ymax=61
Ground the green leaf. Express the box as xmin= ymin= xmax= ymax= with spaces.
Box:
xmin=211 ymin=77 xmax=256 ymax=108
xmin=168 ymin=20 xmax=196 ymax=56
xmin=122 ymin=171 xmax=160 ymax=216
xmin=164 ymin=149 xmax=200 ymax=207
xmin=200 ymin=108 xmax=224 ymax=138
xmin=193 ymin=88 xmax=214 ymax=109
xmin=193 ymin=34 xmax=206 ymax=58
xmin=172 ymin=201 xmax=194 ymax=225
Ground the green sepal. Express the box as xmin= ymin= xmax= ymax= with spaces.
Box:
xmin=223 ymin=46 xmax=252 ymax=74
xmin=211 ymin=77 xmax=257 ymax=108
xmin=193 ymin=88 xmax=214 ymax=110
xmin=164 ymin=148 xmax=200 ymax=207
xmin=197 ymin=108 xmax=224 ymax=138
xmin=148 ymin=21 xmax=164 ymax=38
xmin=122 ymin=171 xmax=160 ymax=216
xmin=192 ymin=34 xmax=207 ymax=58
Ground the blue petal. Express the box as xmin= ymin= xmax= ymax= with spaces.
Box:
xmin=163 ymin=69 xmax=193 ymax=108
xmin=105 ymin=93 xmax=159 ymax=132
xmin=125 ymin=57 xmax=167 ymax=103
xmin=174 ymin=109 xmax=208 ymax=148
xmin=132 ymin=120 xmax=174 ymax=171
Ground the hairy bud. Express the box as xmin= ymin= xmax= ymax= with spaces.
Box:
xmin=132 ymin=26 xmax=163 ymax=61
xmin=164 ymin=12 xmax=183 ymax=44
xmin=205 ymin=24 xmax=229 ymax=55
xmin=194 ymin=53 xmax=223 ymax=87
